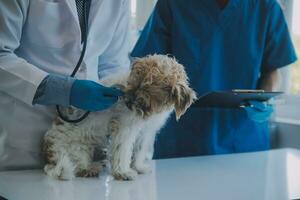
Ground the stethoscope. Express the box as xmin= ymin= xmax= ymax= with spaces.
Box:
xmin=56 ymin=0 xmax=92 ymax=123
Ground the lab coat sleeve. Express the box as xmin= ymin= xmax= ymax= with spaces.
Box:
xmin=98 ymin=0 xmax=131 ymax=78
xmin=0 ymin=0 xmax=48 ymax=105
xmin=131 ymin=0 xmax=172 ymax=58
xmin=261 ymin=1 xmax=298 ymax=73
xmin=33 ymin=74 xmax=75 ymax=106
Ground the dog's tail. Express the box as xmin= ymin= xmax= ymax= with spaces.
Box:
xmin=44 ymin=153 xmax=75 ymax=180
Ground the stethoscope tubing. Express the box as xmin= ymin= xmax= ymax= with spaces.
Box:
xmin=56 ymin=0 xmax=91 ymax=123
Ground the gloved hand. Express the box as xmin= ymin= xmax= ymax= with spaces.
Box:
xmin=70 ymin=80 xmax=123 ymax=111
xmin=241 ymin=100 xmax=273 ymax=123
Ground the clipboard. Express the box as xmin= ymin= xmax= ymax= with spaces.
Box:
xmin=192 ymin=90 xmax=283 ymax=108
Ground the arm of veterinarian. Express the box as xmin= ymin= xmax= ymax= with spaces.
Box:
xmin=33 ymin=0 xmax=131 ymax=111
xmin=0 ymin=0 xmax=47 ymax=105
xmin=257 ymin=69 xmax=281 ymax=92
xmin=0 ymin=0 xmax=126 ymax=111
xmin=241 ymin=69 xmax=281 ymax=123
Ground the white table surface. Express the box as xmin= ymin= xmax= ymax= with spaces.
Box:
xmin=1 ymin=148 xmax=300 ymax=200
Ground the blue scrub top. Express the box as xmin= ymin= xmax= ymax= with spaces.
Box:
xmin=131 ymin=0 xmax=297 ymax=158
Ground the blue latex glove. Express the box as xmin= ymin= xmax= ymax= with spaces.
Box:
xmin=242 ymin=100 xmax=274 ymax=123
xmin=70 ymin=80 xmax=123 ymax=111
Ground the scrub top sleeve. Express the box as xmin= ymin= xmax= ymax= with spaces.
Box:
xmin=0 ymin=0 xmax=48 ymax=105
xmin=261 ymin=1 xmax=297 ymax=73
xmin=131 ymin=0 xmax=172 ymax=58
xmin=98 ymin=0 xmax=131 ymax=79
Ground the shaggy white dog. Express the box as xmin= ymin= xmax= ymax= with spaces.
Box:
xmin=43 ymin=55 xmax=197 ymax=181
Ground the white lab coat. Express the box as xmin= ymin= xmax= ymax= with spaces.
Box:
xmin=0 ymin=0 xmax=130 ymax=170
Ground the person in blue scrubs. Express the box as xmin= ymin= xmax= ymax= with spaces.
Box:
xmin=131 ymin=0 xmax=297 ymax=158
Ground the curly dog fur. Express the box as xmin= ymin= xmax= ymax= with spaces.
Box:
xmin=43 ymin=55 xmax=197 ymax=180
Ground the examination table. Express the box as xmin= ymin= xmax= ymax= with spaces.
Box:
xmin=0 ymin=148 xmax=300 ymax=200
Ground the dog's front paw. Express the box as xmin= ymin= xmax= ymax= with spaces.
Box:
xmin=133 ymin=164 xmax=152 ymax=174
xmin=112 ymin=169 xmax=138 ymax=181
xmin=44 ymin=164 xmax=75 ymax=180
xmin=76 ymin=162 xmax=104 ymax=178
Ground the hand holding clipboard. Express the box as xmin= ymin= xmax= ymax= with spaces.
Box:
xmin=192 ymin=90 xmax=283 ymax=108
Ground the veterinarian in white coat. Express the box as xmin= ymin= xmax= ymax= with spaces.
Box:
xmin=0 ymin=0 xmax=130 ymax=170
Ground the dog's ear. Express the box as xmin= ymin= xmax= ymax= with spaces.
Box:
xmin=172 ymin=83 xmax=197 ymax=121
xmin=129 ymin=59 xmax=145 ymax=83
